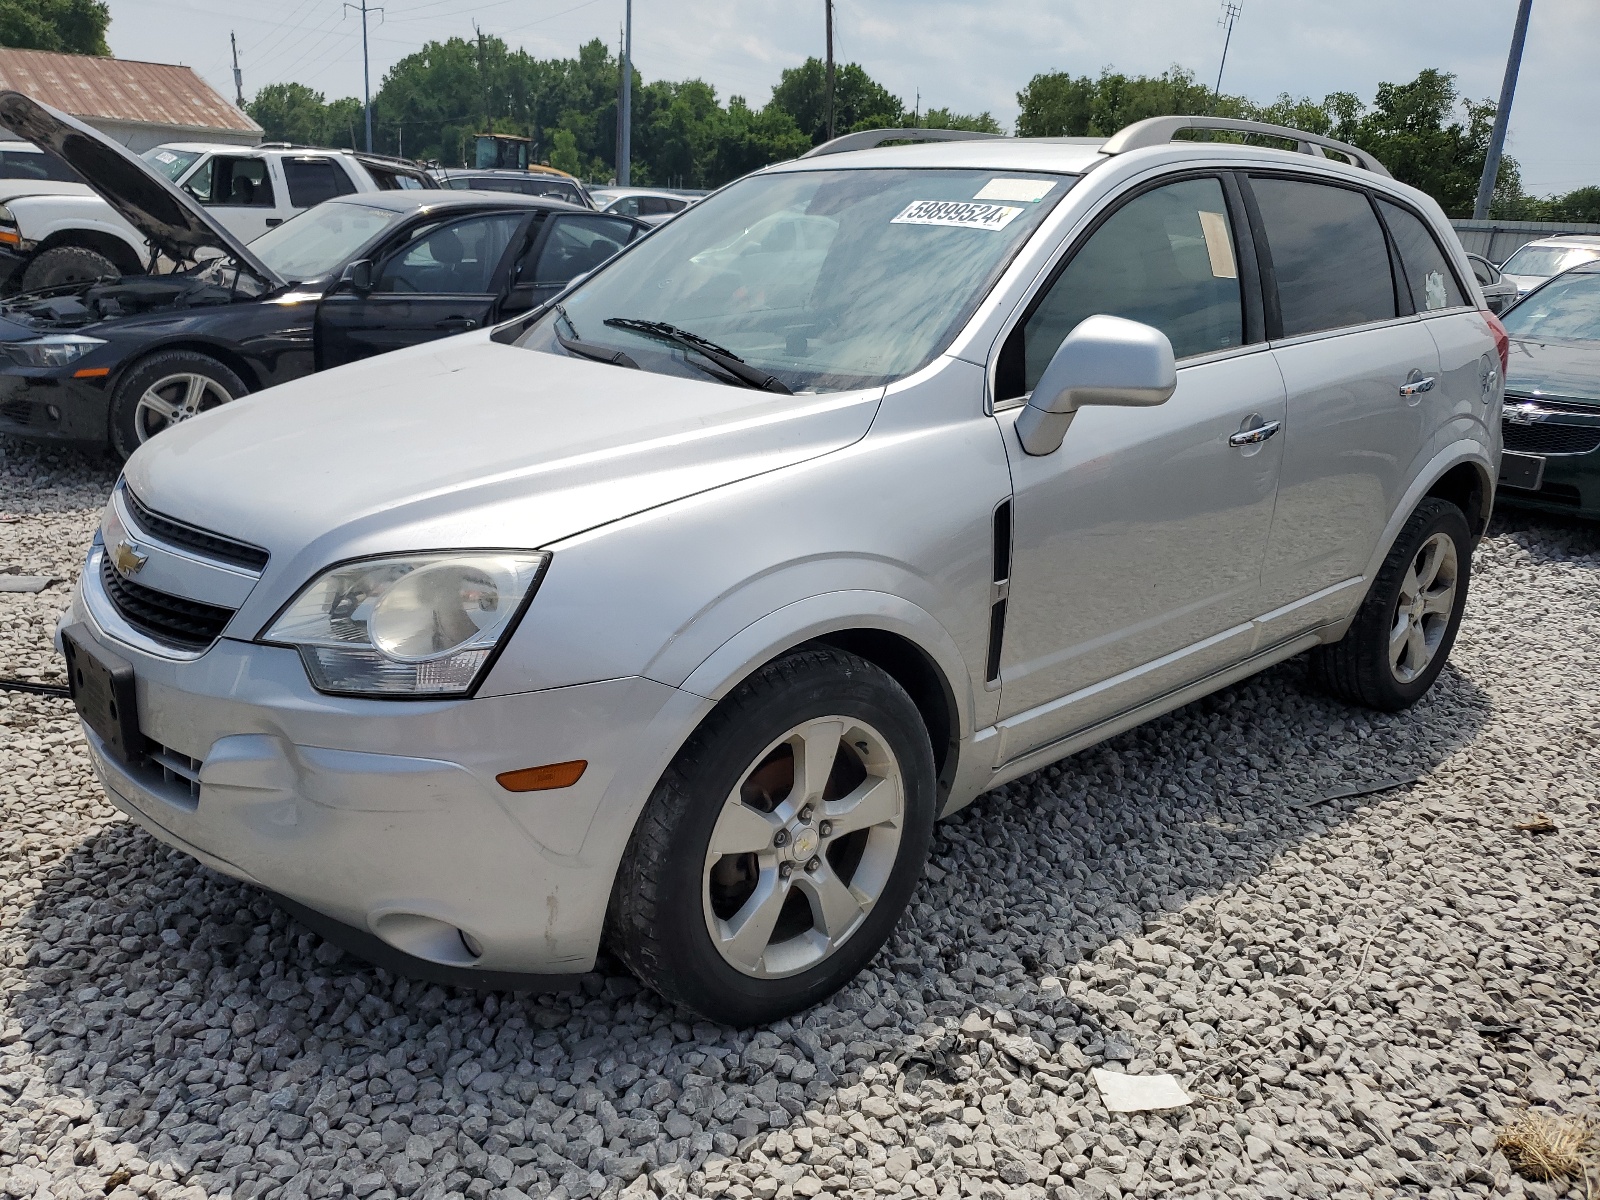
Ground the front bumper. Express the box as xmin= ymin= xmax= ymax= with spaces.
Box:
xmin=1496 ymin=403 xmax=1600 ymax=519
xmin=62 ymin=582 xmax=705 ymax=977
xmin=0 ymin=367 xmax=111 ymax=442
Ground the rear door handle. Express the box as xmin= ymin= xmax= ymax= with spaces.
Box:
xmin=1399 ymin=375 xmax=1435 ymax=398
xmin=265 ymin=218 xmax=283 ymax=227
xmin=1229 ymin=420 xmax=1281 ymax=447
xmin=438 ymin=317 xmax=478 ymax=332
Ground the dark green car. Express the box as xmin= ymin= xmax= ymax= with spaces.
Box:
xmin=1496 ymin=261 xmax=1600 ymax=518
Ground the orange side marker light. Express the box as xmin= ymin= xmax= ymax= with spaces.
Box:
xmin=73 ymin=367 xmax=111 ymax=378
xmin=497 ymin=759 xmax=587 ymax=792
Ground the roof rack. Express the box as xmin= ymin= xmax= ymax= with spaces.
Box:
xmin=1099 ymin=116 xmax=1391 ymax=177
xmin=799 ymin=127 xmax=1004 ymax=159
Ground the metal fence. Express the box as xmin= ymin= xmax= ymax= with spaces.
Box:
xmin=1451 ymin=218 xmax=1600 ymax=264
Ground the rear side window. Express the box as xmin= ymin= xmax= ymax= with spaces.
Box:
xmin=1251 ymin=177 xmax=1395 ymax=336
xmin=1001 ymin=176 xmax=1245 ymax=398
xmin=1377 ymin=199 xmax=1467 ymax=312
xmin=284 ymin=158 xmax=358 ymax=208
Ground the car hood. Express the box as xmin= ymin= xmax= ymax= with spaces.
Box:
xmin=1505 ymin=336 xmax=1600 ymax=405
xmin=124 ymin=336 xmax=883 ymax=584
xmin=0 ymin=92 xmax=280 ymax=283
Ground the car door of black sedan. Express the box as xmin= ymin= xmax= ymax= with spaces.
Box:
xmin=315 ymin=211 xmax=529 ymax=369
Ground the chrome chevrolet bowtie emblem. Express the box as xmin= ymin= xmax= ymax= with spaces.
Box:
xmin=112 ymin=539 xmax=149 ymax=576
xmin=1504 ymin=402 xmax=1549 ymax=425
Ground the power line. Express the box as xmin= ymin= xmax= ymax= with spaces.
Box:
xmin=1213 ymin=1 xmax=1242 ymax=103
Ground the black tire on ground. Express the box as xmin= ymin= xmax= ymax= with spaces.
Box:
xmin=607 ymin=646 xmax=937 ymax=1026
xmin=20 ymin=245 xmax=120 ymax=292
xmin=108 ymin=350 xmax=248 ymax=460
xmin=1308 ymin=497 xmax=1472 ymax=712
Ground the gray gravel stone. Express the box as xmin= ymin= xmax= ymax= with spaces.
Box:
xmin=2 ymin=437 xmax=1598 ymax=1200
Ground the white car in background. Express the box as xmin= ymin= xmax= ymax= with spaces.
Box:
xmin=0 ymin=127 xmax=433 ymax=292
xmin=1498 ymin=234 xmax=1600 ymax=297
xmin=589 ymin=186 xmax=705 ymax=225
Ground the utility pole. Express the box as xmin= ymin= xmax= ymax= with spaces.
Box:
xmin=619 ymin=0 xmax=632 ymax=186
xmin=343 ymin=0 xmax=383 ymax=152
xmin=824 ymin=0 xmax=835 ymax=142
xmin=1213 ymin=2 xmax=1242 ymax=104
xmin=230 ymin=32 xmax=244 ymax=107
xmin=1475 ymin=0 xmax=1534 ymax=221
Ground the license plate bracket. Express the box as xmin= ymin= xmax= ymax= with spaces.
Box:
xmin=61 ymin=624 xmax=142 ymax=766
xmin=1499 ymin=451 xmax=1546 ymax=492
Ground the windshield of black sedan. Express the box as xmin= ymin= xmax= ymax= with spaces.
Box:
xmin=1503 ymin=270 xmax=1600 ymax=342
xmin=248 ymin=200 xmax=403 ymax=282
xmin=520 ymin=167 xmax=1072 ymax=391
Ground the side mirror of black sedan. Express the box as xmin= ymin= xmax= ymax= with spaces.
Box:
xmin=340 ymin=259 xmax=374 ymax=296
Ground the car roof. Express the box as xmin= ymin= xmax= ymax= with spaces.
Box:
xmin=326 ymin=190 xmax=584 ymax=214
xmin=1524 ymin=235 xmax=1600 ymax=249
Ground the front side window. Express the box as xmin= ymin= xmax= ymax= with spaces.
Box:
xmin=375 ymin=213 xmax=523 ymax=295
xmin=1378 ymin=199 xmax=1466 ymax=312
xmin=284 ymin=157 xmax=357 ymax=208
xmin=1251 ymin=176 xmax=1395 ymax=336
xmin=520 ymin=167 xmax=1072 ymax=392
xmin=186 ymin=156 xmax=275 ymax=208
xmin=0 ymin=148 xmax=81 ymax=182
xmin=1501 ymin=270 xmax=1600 ymax=342
xmin=1000 ymin=176 xmax=1245 ymax=398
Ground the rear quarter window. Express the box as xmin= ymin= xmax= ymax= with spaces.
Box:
xmin=1251 ymin=176 xmax=1397 ymax=337
xmin=1378 ymin=199 xmax=1467 ymax=312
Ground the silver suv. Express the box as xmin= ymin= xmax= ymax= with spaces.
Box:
xmin=61 ymin=116 xmax=1503 ymax=1025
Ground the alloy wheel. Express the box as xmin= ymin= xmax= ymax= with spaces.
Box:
xmin=134 ymin=373 xmax=233 ymax=443
xmin=1389 ymin=531 xmax=1459 ymax=684
xmin=702 ymin=716 xmax=904 ymax=978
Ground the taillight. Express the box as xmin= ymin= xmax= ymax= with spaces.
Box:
xmin=1483 ymin=310 xmax=1510 ymax=377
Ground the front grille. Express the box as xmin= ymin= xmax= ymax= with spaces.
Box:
xmin=1 ymin=399 xmax=37 ymax=427
xmin=1501 ymin=421 xmax=1600 ymax=455
xmin=99 ymin=552 xmax=236 ymax=651
xmin=124 ymin=489 xmax=270 ymax=571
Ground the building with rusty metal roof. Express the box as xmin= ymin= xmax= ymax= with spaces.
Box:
xmin=0 ymin=48 xmax=261 ymax=152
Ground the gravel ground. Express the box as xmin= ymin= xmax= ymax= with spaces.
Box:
xmin=1 ymin=435 xmax=1597 ymax=1200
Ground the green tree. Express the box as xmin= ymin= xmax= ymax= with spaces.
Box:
xmin=1346 ymin=70 xmax=1494 ymax=216
xmin=1015 ymin=67 xmax=1215 ymax=137
xmin=0 ymin=0 xmax=109 ymax=55
xmin=547 ymin=127 xmax=580 ymax=176
xmin=769 ymin=59 xmax=904 ymax=144
xmin=916 ymin=107 xmax=1002 ymax=133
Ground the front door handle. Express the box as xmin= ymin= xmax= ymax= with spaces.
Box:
xmin=437 ymin=317 xmax=478 ymax=332
xmin=1399 ymin=375 xmax=1436 ymax=398
xmin=1229 ymin=420 xmax=1281 ymax=447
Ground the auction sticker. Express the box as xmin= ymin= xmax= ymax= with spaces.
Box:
xmin=891 ymin=199 xmax=1024 ymax=231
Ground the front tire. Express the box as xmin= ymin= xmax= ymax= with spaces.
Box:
xmin=608 ymin=647 xmax=937 ymax=1026
xmin=20 ymin=245 xmax=120 ymax=292
xmin=1309 ymin=497 xmax=1471 ymax=711
xmin=108 ymin=350 xmax=248 ymax=460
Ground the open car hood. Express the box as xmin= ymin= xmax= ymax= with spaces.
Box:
xmin=0 ymin=91 xmax=282 ymax=285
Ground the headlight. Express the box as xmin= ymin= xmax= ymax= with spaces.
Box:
xmin=7 ymin=335 xmax=107 ymax=368
xmin=261 ymin=552 xmax=550 ymax=696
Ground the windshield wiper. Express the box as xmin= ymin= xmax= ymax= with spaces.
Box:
xmin=602 ymin=318 xmax=792 ymax=394
xmin=555 ymin=305 xmax=638 ymax=369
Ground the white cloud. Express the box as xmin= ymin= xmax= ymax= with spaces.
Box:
xmin=110 ymin=0 xmax=1597 ymax=194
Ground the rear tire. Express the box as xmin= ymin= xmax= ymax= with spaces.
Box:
xmin=608 ymin=647 xmax=936 ymax=1026
xmin=108 ymin=350 xmax=248 ymax=460
xmin=20 ymin=246 xmax=120 ymax=292
xmin=1308 ymin=497 xmax=1471 ymax=712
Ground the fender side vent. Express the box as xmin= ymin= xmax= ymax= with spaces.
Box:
xmin=986 ymin=500 xmax=1012 ymax=685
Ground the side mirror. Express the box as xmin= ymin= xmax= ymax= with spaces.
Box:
xmin=1014 ymin=315 xmax=1177 ymax=456
xmin=340 ymin=258 xmax=374 ymax=296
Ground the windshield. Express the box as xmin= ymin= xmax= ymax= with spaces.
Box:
xmin=0 ymin=146 xmax=82 ymax=183
xmin=1503 ymin=271 xmax=1600 ymax=342
xmin=1501 ymin=244 xmax=1600 ymax=279
xmin=142 ymin=146 xmax=202 ymax=182
xmin=248 ymin=200 xmax=403 ymax=282
xmin=519 ymin=167 xmax=1072 ymax=392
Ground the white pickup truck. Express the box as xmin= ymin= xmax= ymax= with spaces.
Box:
xmin=0 ymin=139 xmax=433 ymax=291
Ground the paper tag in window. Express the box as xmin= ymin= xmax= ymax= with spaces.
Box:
xmin=1197 ymin=211 xmax=1237 ymax=279
xmin=892 ymin=200 xmax=1024 ymax=231
xmin=153 ymin=150 xmax=177 ymax=163
xmin=1425 ymin=270 xmax=1448 ymax=310
xmin=973 ymin=178 xmax=1056 ymax=203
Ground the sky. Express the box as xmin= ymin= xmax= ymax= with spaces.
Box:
xmin=108 ymin=0 xmax=1598 ymax=195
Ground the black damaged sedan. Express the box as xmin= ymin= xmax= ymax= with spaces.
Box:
xmin=0 ymin=92 xmax=645 ymax=458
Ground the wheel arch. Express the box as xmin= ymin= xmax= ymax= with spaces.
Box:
xmin=1424 ymin=459 xmax=1494 ymax=541
xmin=109 ymin=340 xmax=263 ymax=397
xmin=32 ymin=227 xmax=147 ymax=276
